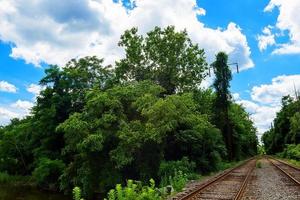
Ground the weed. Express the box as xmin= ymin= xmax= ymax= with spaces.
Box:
xmin=256 ymin=160 xmax=262 ymax=168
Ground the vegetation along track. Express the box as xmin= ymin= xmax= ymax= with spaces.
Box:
xmin=268 ymin=157 xmax=300 ymax=185
xmin=175 ymin=158 xmax=257 ymax=200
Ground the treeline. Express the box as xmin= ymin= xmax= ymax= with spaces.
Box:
xmin=262 ymin=95 xmax=300 ymax=157
xmin=0 ymin=26 xmax=257 ymax=198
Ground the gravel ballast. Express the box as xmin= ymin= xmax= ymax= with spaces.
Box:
xmin=241 ymin=158 xmax=300 ymax=200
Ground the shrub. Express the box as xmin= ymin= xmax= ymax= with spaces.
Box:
xmin=104 ymin=179 xmax=161 ymax=200
xmin=33 ymin=158 xmax=65 ymax=190
xmin=256 ymin=160 xmax=262 ymax=168
xmin=282 ymin=144 xmax=300 ymax=160
xmin=169 ymin=170 xmax=187 ymax=192
xmin=0 ymin=172 xmax=29 ymax=184
xmin=73 ymin=187 xmax=84 ymax=200
xmin=288 ymin=159 xmax=300 ymax=167
xmin=216 ymin=161 xmax=233 ymax=171
xmin=159 ymin=157 xmax=195 ymax=182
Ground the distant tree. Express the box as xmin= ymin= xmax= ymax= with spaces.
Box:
xmin=212 ymin=52 xmax=234 ymax=160
xmin=262 ymin=95 xmax=300 ymax=154
xmin=290 ymin=112 xmax=300 ymax=143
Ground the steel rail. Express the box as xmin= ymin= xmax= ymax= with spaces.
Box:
xmin=178 ymin=158 xmax=256 ymax=200
xmin=271 ymin=157 xmax=300 ymax=171
xmin=233 ymin=160 xmax=256 ymax=200
xmin=268 ymin=158 xmax=300 ymax=185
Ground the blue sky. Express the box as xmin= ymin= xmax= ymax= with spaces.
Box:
xmin=0 ymin=0 xmax=300 ymax=139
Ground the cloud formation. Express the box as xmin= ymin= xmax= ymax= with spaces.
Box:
xmin=11 ymin=100 xmax=34 ymax=111
xmin=262 ymin=0 xmax=300 ymax=54
xmin=236 ymin=74 xmax=300 ymax=139
xmin=257 ymin=26 xmax=275 ymax=51
xmin=27 ymin=83 xmax=44 ymax=96
xmin=0 ymin=100 xmax=33 ymax=125
xmin=0 ymin=81 xmax=17 ymax=93
xmin=237 ymin=99 xmax=280 ymax=136
xmin=251 ymin=75 xmax=300 ymax=106
xmin=0 ymin=0 xmax=254 ymax=69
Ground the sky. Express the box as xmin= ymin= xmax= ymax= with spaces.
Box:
xmin=0 ymin=0 xmax=300 ymax=140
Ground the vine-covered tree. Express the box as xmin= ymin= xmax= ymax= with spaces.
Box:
xmin=212 ymin=52 xmax=234 ymax=160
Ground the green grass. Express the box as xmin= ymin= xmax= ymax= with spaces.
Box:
xmin=288 ymin=160 xmax=300 ymax=167
xmin=280 ymin=159 xmax=300 ymax=168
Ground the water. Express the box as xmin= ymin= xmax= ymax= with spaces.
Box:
xmin=0 ymin=185 xmax=71 ymax=200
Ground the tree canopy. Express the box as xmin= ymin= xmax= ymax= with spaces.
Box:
xmin=0 ymin=26 xmax=258 ymax=199
xmin=115 ymin=26 xmax=208 ymax=94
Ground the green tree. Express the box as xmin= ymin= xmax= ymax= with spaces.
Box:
xmin=0 ymin=27 xmax=259 ymax=199
xmin=0 ymin=118 xmax=33 ymax=175
xmin=290 ymin=112 xmax=300 ymax=143
xmin=229 ymin=104 xmax=258 ymax=158
xmin=262 ymin=95 xmax=300 ymax=154
xmin=58 ymin=81 xmax=225 ymax=197
xmin=115 ymin=26 xmax=208 ymax=94
xmin=58 ymin=81 xmax=164 ymax=197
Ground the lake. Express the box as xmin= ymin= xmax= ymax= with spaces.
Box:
xmin=0 ymin=185 xmax=71 ymax=200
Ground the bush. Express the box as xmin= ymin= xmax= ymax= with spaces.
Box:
xmin=0 ymin=172 xmax=29 ymax=184
xmin=73 ymin=187 xmax=84 ymax=200
xmin=256 ymin=161 xmax=262 ymax=168
xmin=104 ymin=179 xmax=161 ymax=200
xmin=0 ymin=172 xmax=10 ymax=183
xmin=288 ymin=159 xmax=300 ymax=167
xmin=215 ymin=161 xmax=237 ymax=171
xmin=159 ymin=157 xmax=195 ymax=181
xmin=33 ymin=158 xmax=65 ymax=190
xmin=169 ymin=170 xmax=187 ymax=192
xmin=282 ymin=144 xmax=300 ymax=160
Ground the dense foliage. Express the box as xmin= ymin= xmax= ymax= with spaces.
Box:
xmin=262 ymin=96 xmax=300 ymax=155
xmin=212 ymin=52 xmax=233 ymax=159
xmin=0 ymin=26 xmax=258 ymax=199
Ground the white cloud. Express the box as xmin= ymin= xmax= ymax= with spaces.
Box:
xmin=0 ymin=100 xmax=34 ymax=125
xmin=0 ymin=81 xmax=17 ymax=93
xmin=238 ymin=99 xmax=280 ymax=136
xmin=27 ymin=83 xmax=43 ymax=96
xmin=11 ymin=100 xmax=34 ymax=111
xmin=251 ymin=75 xmax=300 ymax=106
xmin=237 ymin=99 xmax=259 ymax=114
xmin=232 ymin=92 xmax=240 ymax=101
xmin=196 ymin=7 xmax=206 ymax=16
xmin=257 ymin=26 xmax=275 ymax=51
xmin=0 ymin=0 xmax=254 ymax=70
xmin=237 ymin=74 xmax=300 ymax=139
xmin=263 ymin=0 xmax=300 ymax=54
xmin=0 ymin=107 xmax=19 ymax=125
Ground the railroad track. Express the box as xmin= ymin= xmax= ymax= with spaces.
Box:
xmin=268 ymin=157 xmax=300 ymax=185
xmin=175 ymin=158 xmax=256 ymax=200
